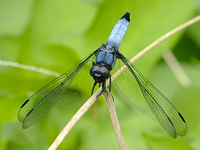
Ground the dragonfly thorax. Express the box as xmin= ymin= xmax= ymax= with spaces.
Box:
xmin=90 ymin=44 xmax=117 ymax=84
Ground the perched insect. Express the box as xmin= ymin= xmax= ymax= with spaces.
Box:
xmin=18 ymin=12 xmax=187 ymax=138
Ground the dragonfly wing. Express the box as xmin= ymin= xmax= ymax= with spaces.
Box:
xmin=113 ymin=52 xmax=187 ymax=138
xmin=18 ymin=50 xmax=98 ymax=129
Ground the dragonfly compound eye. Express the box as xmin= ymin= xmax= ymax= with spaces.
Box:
xmin=90 ymin=65 xmax=110 ymax=83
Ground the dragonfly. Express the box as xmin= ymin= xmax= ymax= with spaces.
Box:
xmin=18 ymin=12 xmax=187 ymax=138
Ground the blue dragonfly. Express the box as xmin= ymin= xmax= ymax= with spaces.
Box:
xmin=18 ymin=12 xmax=187 ymax=138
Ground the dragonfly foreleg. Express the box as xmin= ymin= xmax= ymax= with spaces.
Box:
xmin=97 ymin=80 xmax=106 ymax=98
xmin=109 ymin=76 xmax=111 ymax=92
xmin=91 ymin=81 xmax=97 ymax=96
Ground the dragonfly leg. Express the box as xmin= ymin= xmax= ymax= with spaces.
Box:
xmin=91 ymin=81 xmax=97 ymax=96
xmin=109 ymin=76 xmax=114 ymax=101
xmin=109 ymin=76 xmax=111 ymax=92
xmin=97 ymin=80 xmax=106 ymax=98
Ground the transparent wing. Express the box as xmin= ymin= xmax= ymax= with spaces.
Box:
xmin=18 ymin=50 xmax=99 ymax=129
xmin=113 ymin=52 xmax=187 ymax=138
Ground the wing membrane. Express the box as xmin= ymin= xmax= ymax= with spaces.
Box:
xmin=18 ymin=50 xmax=98 ymax=128
xmin=113 ymin=52 xmax=187 ymax=138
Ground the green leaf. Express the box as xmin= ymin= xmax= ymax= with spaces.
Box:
xmin=0 ymin=0 xmax=34 ymax=37
xmin=143 ymin=133 xmax=195 ymax=150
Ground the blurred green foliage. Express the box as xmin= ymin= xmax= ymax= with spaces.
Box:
xmin=0 ymin=0 xmax=200 ymax=149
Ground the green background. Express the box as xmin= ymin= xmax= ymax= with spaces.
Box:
xmin=0 ymin=0 xmax=200 ymax=149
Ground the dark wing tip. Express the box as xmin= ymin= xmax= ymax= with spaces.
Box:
xmin=121 ymin=12 xmax=130 ymax=22
xmin=178 ymin=112 xmax=186 ymax=123
xmin=26 ymin=108 xmax=34 ymax=118
xmin=20 ymin=99 xmax=29 ymax=108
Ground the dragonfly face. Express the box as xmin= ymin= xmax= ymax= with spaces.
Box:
xmin=18 ymin=12 xmax=187 ymax=138
xmin=90 ymin=64 xmax=110 ymax=83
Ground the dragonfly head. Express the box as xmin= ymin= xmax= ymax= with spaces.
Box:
xmin=90 ymin=64 xmax=110 ymax=83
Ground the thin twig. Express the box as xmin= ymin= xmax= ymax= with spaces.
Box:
xmin=163 ymin=50 xmax=191 ymax=88
xmin=0 ymin=60 xmax=60 ymax=77
xmin=48 ymin=15 xmax=200 ymax=149
xmin=103 ymin=90 xmax=126 ymax=150
xmin=48 ymin=88 xmax=101 ymax=150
